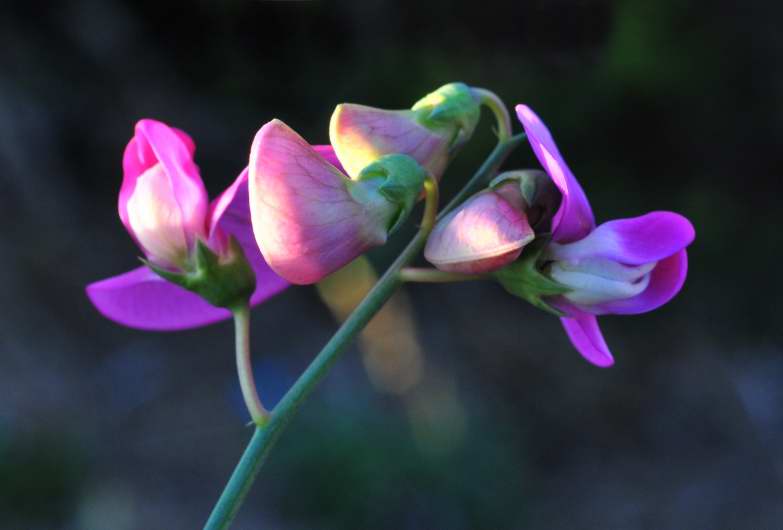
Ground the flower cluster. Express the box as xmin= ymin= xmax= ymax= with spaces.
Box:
xmin=87 ymin=84 xmax=693 ymax=367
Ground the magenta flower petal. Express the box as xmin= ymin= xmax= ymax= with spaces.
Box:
xmin=118 ymin=119 xmax=209 ymax=265
xmin=425 ymin=190 xmax=534 ymax=273
xmin=595 ymin=249 xmax=689 ymax=315
xmin=249 ymin=119 xmax=393 ymax=284
xmin=559 ymin=312 xmax=614 ymax=367
xmin=86 ymin=267 xmax=233 ymax=331
xmin=515 ymin=105 xmax=595 ymax=243
xmin=547 ymin=211 xmax=695 ymax=265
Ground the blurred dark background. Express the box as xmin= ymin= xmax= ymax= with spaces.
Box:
xmin=2 ymin=1 xmax=782 ymax=528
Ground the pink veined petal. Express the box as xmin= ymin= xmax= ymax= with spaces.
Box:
xmin=249 ymin=119 xmax=390 ymax=285
xmin=208 ymin=168 xmax=290 ymax=307
xmin=515 ymin=104 xmax=595 ymax=243
xmin=424 ymin=191 xmax=534 ymax=273
xmin=330 ymin=103 xmax=449 ymax=179
xmin=86 ymin=267 xmax=233 ymax=331
xmin=547 ymin=211 xmax=695 ymax=265
xmin=594 ymin=248 xmax=688 ymax=315
xmin=135 ymin=119 xmax=208 ymax=241
xmin=560 ymin=312 xmax=614 ymax=367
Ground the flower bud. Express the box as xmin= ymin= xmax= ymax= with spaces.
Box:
xmin=119 ymin=119 xmax=208 ymax=268
xmin=424 ymin=168 xmax=562 ymax=275
xmin=424 ymin=187 xmax=534 ymax=274
xmin=329 ymin=82 xmax=480 ymax=181
xmin=250 ymin=119 xmax=427 ymax=284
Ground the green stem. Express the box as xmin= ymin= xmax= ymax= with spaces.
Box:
xmin=204 ymin=136 xmax=524 ymax=530
xmin=472 ymin=87 xmax=512 ymax=142
xmin=232 ymin=304 xmax=269 ymax=426
xmin=399 ymin=267 xmax=487 ymax=283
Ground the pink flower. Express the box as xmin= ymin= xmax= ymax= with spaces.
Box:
xmin=249 ymin=119 xmax=426 ymax=285
xmin=87 ymin=119 xmax=292 ymax=330
xmin=330 ymin=104 xmax=451 ymax=180
xmin=516 ymin=105 xmax=695 ymax=367
xmin=329 ymin=82 xmax=480 ymax=181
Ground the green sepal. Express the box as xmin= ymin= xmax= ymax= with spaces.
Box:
xmin=143 ymin=237 xmax=256 ymax=310
xmin=493 ymin=237 xmax=571 ymax=317
xmin=411 ymin=82 xmax=480 ymax=150
xmin=355 ymin=154 xmax=427 ymax=233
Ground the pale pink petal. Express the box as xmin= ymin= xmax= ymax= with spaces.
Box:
xmin=249 ymin=119 xmax=392 ymax=284
xmin=125 ymin=163 xmax=189 ymax=266
xmin=330 ymin=103 xmax=449 ymax=179
xmin=560 ymin=312 xmax=614 ymax=367
xmin=515 ymin=105 xmax=595 ymax=243
xmin=424 ymin=191 xmax=534 ymax=273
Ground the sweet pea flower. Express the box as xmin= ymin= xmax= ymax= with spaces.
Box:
xmin=329 ymin=82 xmax=480 ymax=181
xmin=515 ymin=105 xmax=695 ymax=367
xmin=87 ymin=119 xmax=291 ymax=330
xmin=249 ymin=119 xmax=427 ymax=285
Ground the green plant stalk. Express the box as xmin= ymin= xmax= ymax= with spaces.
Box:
xmin=204 ymin=133 xmax=526 ymax=530
xmin=232 ymin=304 xmax=269 ymax=426
xmin=472 ymin=87 xmax=513 ymax=142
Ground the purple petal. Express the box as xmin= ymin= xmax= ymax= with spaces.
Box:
xmin=560 ymin=313 xmax=614 ymax=367
xmin=249 ymin=119 xmax=392 ymax=284
xmin=313 ymin=145 xmax=344 ymax=172
xmin=515 ymin=105 xmax=595 ymax=243
xmin=547 ymin=211 xmax=695 ymax=265
xmin=86 ymin=267 xmax=233 ymax=331
xmin=594 ymin=249 xmax=688 ymax=315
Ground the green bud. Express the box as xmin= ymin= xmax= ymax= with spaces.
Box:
xmin=412 ymin=82 xmax=481 ymax=152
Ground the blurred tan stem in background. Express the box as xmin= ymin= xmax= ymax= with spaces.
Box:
xmin=316 ymin=256 xmax=424 ymax=395
xmin=316 ymin=256 xmax=467 ymax=457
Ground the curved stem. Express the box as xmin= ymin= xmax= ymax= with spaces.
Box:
xmin=472 ymin=87 xmax=512 ymax=142
xmin=204 ymin=136 xmax=523 ymax=530
xmin=232 ymin=304 xmax=269 ymax=426
xmin=399 ymin=267 xmax=487 ymax=283
xmin=441 ymin=132 xmax=526 ymax=215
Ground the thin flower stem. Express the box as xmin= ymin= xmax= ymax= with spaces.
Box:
xmin=399 ymin=267 xmax=487 ymax=283
xmin=204 ymin=134 xmax=525 ymax=530
xmin=232 ymin=304 xmax=269 ymax=426
xmin=472 ymin=87 xmax=512 ymax=142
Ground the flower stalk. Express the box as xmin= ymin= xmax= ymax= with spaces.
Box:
xmin=472 ymin=88 xmax=512 ymax=142
xmin=204 ymin=132 xmax=526 ymax=530
xmin=232 ymin=303 xmax=269 ymax=426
